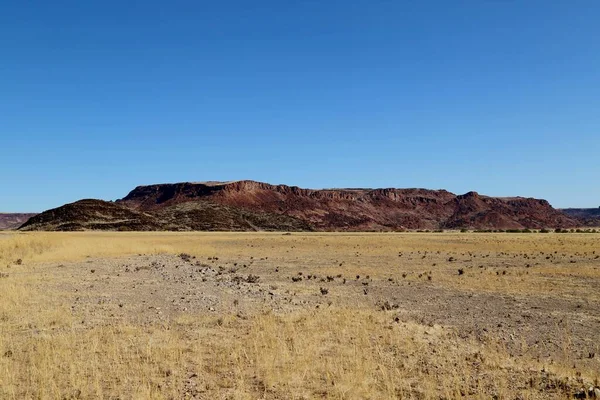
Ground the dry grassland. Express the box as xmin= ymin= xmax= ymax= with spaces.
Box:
xmin=1 ymin=231 xmax=599 ymax=399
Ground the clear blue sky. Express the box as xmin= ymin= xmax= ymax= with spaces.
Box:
xmin=1 ymin=1 xmax=599 ymax=212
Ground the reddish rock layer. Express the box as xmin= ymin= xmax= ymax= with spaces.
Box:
xmin=118 ymin=180 xmax=578 ymax=230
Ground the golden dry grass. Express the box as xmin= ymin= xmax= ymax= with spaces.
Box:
xmin=1 ymin=232 xmax=599 ymax=399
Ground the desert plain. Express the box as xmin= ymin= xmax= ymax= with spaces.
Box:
xmin=0 ymin=231 xmax=599 ymax=399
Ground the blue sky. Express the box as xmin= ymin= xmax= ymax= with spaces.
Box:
xmin=1 ymin=1 xmax=599 ymax=212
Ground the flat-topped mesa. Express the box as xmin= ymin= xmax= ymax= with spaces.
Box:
xmin=122 ymin=180 xmax=455 ymax=202
xmin=113 ymin=180 xmax=580 ymax=230
xmin=14 ymin=180 xmax=585 ymax=232
xmin=120 ymin=181 xmax=455 ymax=216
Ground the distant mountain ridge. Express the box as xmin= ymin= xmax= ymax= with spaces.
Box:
xmin=19 ymin=180 xmax=591 ymax=231
xmin=0 ymin=213 xmax=38 ymax=230
xmin=561 ymin=207 xmax=600 ymax=218
xmin=561 ymin=207 xmax=600 ymax=226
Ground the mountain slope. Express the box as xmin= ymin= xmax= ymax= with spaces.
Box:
xmin=19 ymin=198 xmax=312 ymax=232
xmin=444 ymin=192 xmax=577 ymax=229
xmin=19 ymin=200 xmax=162 ymax=231
xmin=153 ymin=201 xmax=312 ymax=231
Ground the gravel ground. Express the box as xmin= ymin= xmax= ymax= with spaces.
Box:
xmin=35 ymin=251 xmax=600 ymax=375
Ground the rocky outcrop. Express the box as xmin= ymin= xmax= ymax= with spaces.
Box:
xmin=19 ymin=198 xmax=312 ymax=232
xmin=19 ymin=200 xmax=163 ymax=231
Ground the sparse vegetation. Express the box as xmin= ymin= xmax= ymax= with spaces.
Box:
xmin=1 ymin=231 xmax=599 ymax=399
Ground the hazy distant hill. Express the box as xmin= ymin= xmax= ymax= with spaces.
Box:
xmin=561 ymin=207 xmax=600 ymax=218
xmin=0 ymin=213 xmax=37 ymax=230
xmin=561 ymin=207 xmax=600 ymax=226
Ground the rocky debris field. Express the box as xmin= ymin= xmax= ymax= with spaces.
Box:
xmin=43 ymin=250 xmax=600 ymax=376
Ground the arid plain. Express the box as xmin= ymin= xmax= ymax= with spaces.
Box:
xmin=1 ymin=231 xmax=599 ymax=399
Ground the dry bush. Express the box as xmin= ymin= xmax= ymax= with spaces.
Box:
xmin=200 ymin=308 xmax=582 ymax=399
xmin=0 ymin=325 xmax=186 ymax=399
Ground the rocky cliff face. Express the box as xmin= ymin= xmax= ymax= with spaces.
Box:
xmin=117 ymin=180 xmax=579 ymax=230
xmin=0 ymin=213 xmax=37 ymax=230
